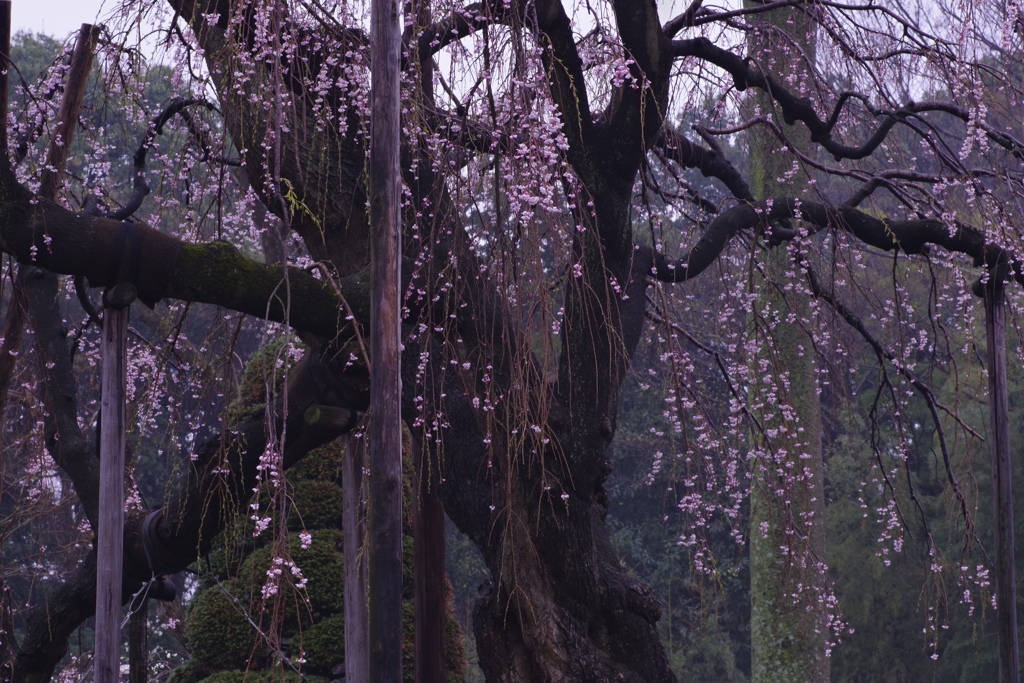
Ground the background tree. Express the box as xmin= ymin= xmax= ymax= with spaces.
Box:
xmin=744 ymin=4 xmax=830 ymax=680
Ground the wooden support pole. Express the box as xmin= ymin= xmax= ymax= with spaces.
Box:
xmin=36 ymin=24 xmax=125 ymax=683
xmin=96 ymin=294 xmax=130 ymax=683
xmin=128 ymin=598 xmax=148 ymax=683
xmin=344 ymin=434 xmax=369 ymax=683
xmin=40 ymin=24 xmax=100 ymax=201
xmin=984 ymin=284 xmax=1020 ymax=683
xmin=412 ymin=439 xmax=446 ymax=683
xmin=368 ymin=0 xmax=403 ymax=676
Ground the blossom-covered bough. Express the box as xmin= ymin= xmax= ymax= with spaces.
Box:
xmin=1 ymin=0 xmax=1022 ymax=680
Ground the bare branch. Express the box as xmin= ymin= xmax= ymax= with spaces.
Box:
xmin=672 ymin=37 xmax=1024 ymax=161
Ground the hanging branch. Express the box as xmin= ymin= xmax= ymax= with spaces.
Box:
xmin=802 ymin=260 xmax=976 ymax=532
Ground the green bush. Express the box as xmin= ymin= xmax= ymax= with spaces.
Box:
xmin=289 ymin=480 xmax=344 ymax=531
xmin=237 ymin=529 xmax=345 ymax=623
xmin=200 ymin=670 xmax=329 ymax=683
xmin=297 ymin=613 xmax=345 ymax=673
xmin=186 ymin=580 xmax=268 ymax=671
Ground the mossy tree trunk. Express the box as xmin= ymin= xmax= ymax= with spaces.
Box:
xmin=746 ymin=5 xmax=831 ymax=682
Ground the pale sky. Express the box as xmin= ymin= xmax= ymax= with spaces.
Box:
xmin=12 ymin=0 xmax=110 ymax=40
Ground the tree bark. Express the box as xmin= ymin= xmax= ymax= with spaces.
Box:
xmin=344 ymin=435 xmax=370 ymax=683
xmin=367 ymin=0 xmax=404 ymax=677
xmin=412 ymin=439 xmax=446 ymax=683
xmin=983 ymin=285 xmax=1019 ymax=683
xmin=96 ymin=301 xmax=129 ymax=683
xmin=128 ymin=599 xmax=149 ymax=683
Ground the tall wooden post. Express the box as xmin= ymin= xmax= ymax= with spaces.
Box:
xmin=983 ymin=280 xmax=1019 ymax=683
xmin=367 ymin=0 xmax=403 ymax=678
xmin=344 ymin=434 xmax=369 ymax=683
xmin=96 ymin=292 xmax=130 ymax=683
xmin=40 ymin=24 xmax=100 ymax=201
xmin=35 ymin=22 xmax=127 ymax=683
xmin=128 ymin=587 xmax=149 ymax=683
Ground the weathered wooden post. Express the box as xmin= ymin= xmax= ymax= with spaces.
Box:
xmin=35 ymin=22 xmax=127 ymax=683
xmin=40 ymin=24 xmax=99 ymax=201
xmin=128 ymin=598 xmax=149 ymax=683
xmin=978 ymin=264 xmax=1019 ymax=683
xmin=367 ymin=0 xmax=403 ymax=677
xmin=344 ymin=434 xmax=369 ymax=682
xmin=96 ymin=282 xmax=133 ymax=683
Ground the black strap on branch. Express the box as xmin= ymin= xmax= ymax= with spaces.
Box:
xmin=113 ymin=509 xmax=187 ymax=603
xmin=102 ymin=220 xmax=142 ymax=309
xmin=141 ymin=508 xmax=194 ymax=573
xmin=972 ymin=259 xmax=1011 ymax=300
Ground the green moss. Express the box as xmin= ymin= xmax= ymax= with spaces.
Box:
xmin=182 ymin=414 xmax=468 ymax=681
xmin=402 ymin=535 xmax=415 ymax=600
xmin=204 ymin=514 xmax=258 ymax=580
xmin=403 ymin=598 xmax=416 ymax=682
xmin=445 ymin=593 xmax=469 ymax=683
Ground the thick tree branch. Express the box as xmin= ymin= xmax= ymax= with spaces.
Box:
xmin=655 ymin=127 xmax=754 ymax=202
xmin=0 ymin=178 xmax=351 ymax=338
xmin=663 ymin=0 xmax=705 ymax=37
xmin=171 ymin=0 xmax=373 ymax=278
xmin=653 ymin=198 xmax=1023 ymax=286
xmin=534 ymin=0 xmax=594 ymax=169
xmin=100 ymin=98 xmax=224 ymax=221
xmin=600 ymin=0 xmax=674 ymax=195
xmin=413 ymin=2 xmax=495 ymax=63
xmin=13 ymin=554 xmax=99 ymax=683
